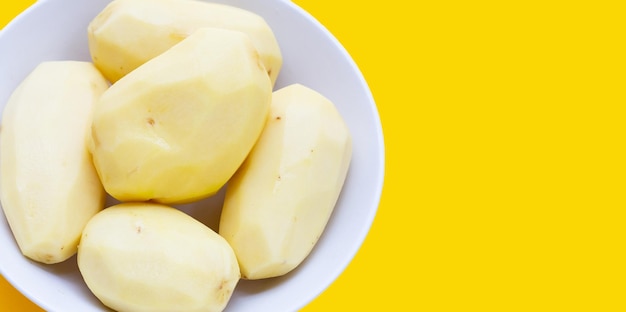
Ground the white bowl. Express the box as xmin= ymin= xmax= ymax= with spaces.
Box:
xmin=0 ymin=0 xmax=384 ymax=311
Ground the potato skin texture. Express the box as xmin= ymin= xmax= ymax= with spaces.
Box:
xmin=0 ymin=61 xmax=107 ymax=264
xmin=219 ymin=84 xmax=352 ymax=279
xmin=78 ymin=203 xmax=240 ymax=312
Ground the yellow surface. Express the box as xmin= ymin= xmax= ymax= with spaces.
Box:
xmin=2 ymin=0 xmax=626 ymax=311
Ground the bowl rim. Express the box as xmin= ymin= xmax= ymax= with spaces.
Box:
xmin=0 ymin=0 xmax=386 ymax=310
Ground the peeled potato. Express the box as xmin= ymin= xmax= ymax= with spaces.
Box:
xmin=219 ymin=84 xmax=352 ymax=279
xmin=0 ymin=61 xmax=108 ymax=264
xmin=78 ymin=203 xmax=240 ymax=312
xmin=90 ymin=28 xmax=272 ymax=204
xmin=88 ymin=0 xmax=282 ymax=85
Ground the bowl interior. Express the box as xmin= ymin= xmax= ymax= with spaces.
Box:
xmin=0 ymin=0 xmax=384 ymax=311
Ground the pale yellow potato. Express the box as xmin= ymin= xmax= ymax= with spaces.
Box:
xmin=78 ymin=203 xmax=240 ymax=312
xmin=88 ymin=0 xmax=282 ymax=85
xmin=219 ymin=84 xmax=352 ymax=279
xmin=0 ymin=61 xmax=108 ymax=264
xmin=90 ymin=28 xmax=272 ymax=204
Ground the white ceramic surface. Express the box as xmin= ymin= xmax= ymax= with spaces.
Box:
xmin=0 ymin=0 xmax=384 ymax=311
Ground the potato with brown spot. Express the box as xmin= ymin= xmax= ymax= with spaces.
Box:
xmin=90 ymin=28 xmax=272 ymax=204
xmin=220 ymin=84 xmax=352 ymax=279
xmin=78 ymin=203 xmax=240 ymax=312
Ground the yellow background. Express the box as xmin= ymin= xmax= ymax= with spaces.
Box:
xmin=2 ymin=0 xmax=626 ymax=311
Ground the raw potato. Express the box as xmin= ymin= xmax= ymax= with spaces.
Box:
xmin=0 ymin=62 xmax=108 ymax=264
xmin=88 ymin=0 xmax=282 ymax=85
xmin=90 ymin=28 xmax=272 ymax=204
xmin=78 ymin=203 xmax=240 ymax=312
xmin=219 ymin=84 xmax=352 ymax=279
